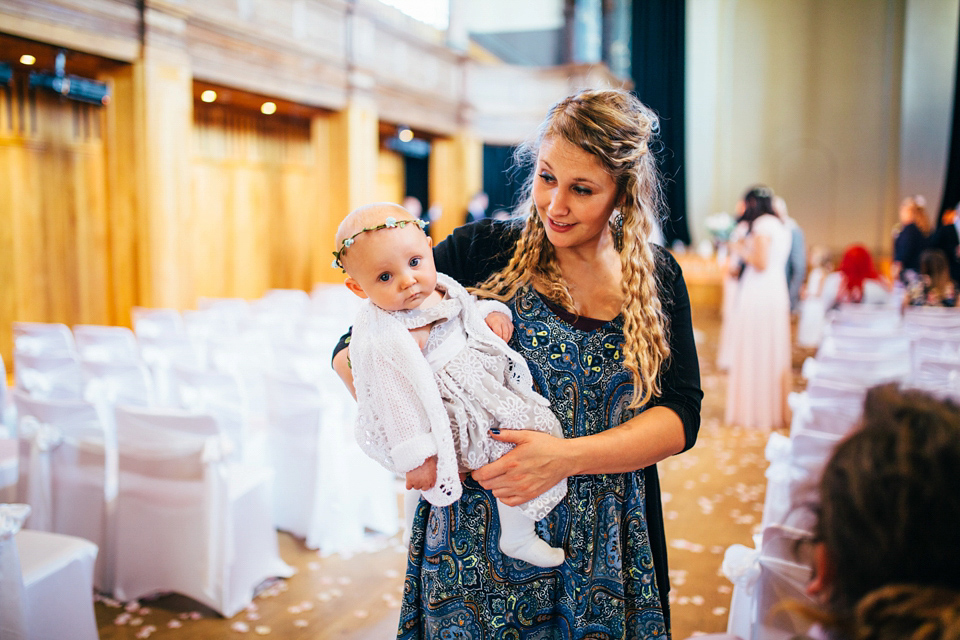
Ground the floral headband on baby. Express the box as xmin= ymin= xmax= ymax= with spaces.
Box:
xmin=331 ymin=216 xmax=427 ymax=270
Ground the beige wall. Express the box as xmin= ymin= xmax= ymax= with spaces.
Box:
xmin=686 ymin=0 xmax=959 ymax=257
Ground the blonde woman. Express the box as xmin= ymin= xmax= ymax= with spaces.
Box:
xmin=333 ymin=89 xmax=702 ymax=638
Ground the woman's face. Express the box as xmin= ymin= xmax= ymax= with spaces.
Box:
xmin=532 ymin=136 xmax=620 ymax=252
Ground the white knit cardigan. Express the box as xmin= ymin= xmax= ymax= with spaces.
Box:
xmin=351 ymin=273 xmax=557 ymax=508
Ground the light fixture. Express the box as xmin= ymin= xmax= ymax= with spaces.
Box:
xmin=397 ymin=126 xmax=414 ymax=142
xmin=28 ymin=50 xmax=109 ymax=106
xmin=19 ymin=54 xmax=36 ymax=66
xmin=200 ymin=89 xmax=217 ymax=103
xmin=260 ymin=101 xmax=277 ymax=115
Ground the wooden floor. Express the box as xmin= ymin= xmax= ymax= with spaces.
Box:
xmin=93 ymin=305 xmax=806 ymax=640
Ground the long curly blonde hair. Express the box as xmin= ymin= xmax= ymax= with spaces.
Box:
xmin=475 ymin=89 xmax=669 ymax=409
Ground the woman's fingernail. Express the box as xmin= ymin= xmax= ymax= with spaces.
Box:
xmin=489 ymin=428 xmax=500 ymax=435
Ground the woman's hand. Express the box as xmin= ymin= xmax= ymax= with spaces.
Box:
xmin=472 ymin=430 xmax=569 ymax=506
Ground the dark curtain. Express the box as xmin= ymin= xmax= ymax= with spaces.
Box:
xmin=483 ymin=144 xmax=526 ymax=215
xmin=940 ymin=10 xmax=960 ymax=217
xmin=631 ymin=0 xmax=690 ymax=245
xmin=404 ymin=155 xmax=429 ymax=213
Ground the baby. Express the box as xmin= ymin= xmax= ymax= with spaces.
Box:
xmin=334 ymin=202 xmax=566 ymax=567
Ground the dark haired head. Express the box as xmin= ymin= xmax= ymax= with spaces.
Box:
xmin=814 ymin=384 xmax=960 ymax=625
xmin=739 ymin=185 xmax=777 ymax=230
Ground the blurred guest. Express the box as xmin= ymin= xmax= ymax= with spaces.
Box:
xmin=774 ymin=196 xmax=807 ymax=314
xmin=725 ymin=185 xmax=792 ymax=430
xmin=465 ymin=191 xmax=489 ymax=223
xmin=903 ymin=248 xmax=957 ymax=308
xmin=891 ymin=195 xmax=931 ymax=283
xmin=826 ymin=244 xmax=892 ymax=307
xmin=927 ymin=203 xmax=960 ymax=285
xmin=802 ymin=384 xmax=960 ymax=640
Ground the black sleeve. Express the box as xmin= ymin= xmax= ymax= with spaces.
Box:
xmin=332 ymin=218 xmax=523 ymax=360
xmin=647 ymin=245 xmax=703 ymax=452
xmin=433 ymin=218 xmax=523 ymax=287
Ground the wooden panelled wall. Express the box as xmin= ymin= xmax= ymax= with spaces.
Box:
xmin=0 ymin=75 xmax=416 ymax=367
xmin=0 ymin=77 xmax=112 ymax=363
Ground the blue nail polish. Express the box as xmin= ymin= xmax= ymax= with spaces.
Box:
xmin=489 ymin=428 xmax=500 ymax=435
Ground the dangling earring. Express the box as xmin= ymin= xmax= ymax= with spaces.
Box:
xmin=611 ymin=210 xmax=624 ymax=251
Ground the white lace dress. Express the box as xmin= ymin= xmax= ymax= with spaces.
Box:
xmin=351 ymin=273 xmax=566 ymax=520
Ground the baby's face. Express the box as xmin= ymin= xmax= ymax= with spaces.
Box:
xmin=344 ymin=222 xmax=438 ymax=312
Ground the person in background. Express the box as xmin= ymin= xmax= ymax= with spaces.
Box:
xmin=891 ymin=195 xmax=931 ymax=283
xmin=334 ymin=88 xmax=703 ymax=638
xmin=903 ymin=248 xmax=957 ymax=308
xmin=828 ymin=245 xmax=892 ymax=307
xmin=803 ymin=384 xmax=960 ymax=640
xmin=927 ymin=203 xmax=960 ymax=285
xmin=725 ymin=185 xmax=792 ymax=431
xmin=465 ymin=190 xmax=489 ymax=223
xmin=774 ymin=195 xmax=807 ymax=315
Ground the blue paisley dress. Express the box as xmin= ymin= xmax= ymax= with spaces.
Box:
xmin=398 ymin=285 xmax=667 ymax=639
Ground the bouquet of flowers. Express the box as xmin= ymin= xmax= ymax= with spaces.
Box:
xmin=705 ymin=211 xmax=736 ymax=243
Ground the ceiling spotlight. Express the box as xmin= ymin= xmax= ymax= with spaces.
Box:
xmin=398 ymin=126 xmax=414 ymax=142
xmin=260 ymin=101 xmax=277 ymax=115
xmin=20 ymin=54 xmax=36 ymax=66
xmin=200 ymin=90 xmax=217 ymax=103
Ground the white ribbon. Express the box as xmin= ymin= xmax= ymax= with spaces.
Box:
xmin=18 ymin=369 xmax=52 ymax=398
xmin=84 ymin=377 xmax=122 ymax=406
xmin=0 ymin=504 xmax=30 ymax=640
xmin=722 ymin=541 xmax=762 ymax=596
xmin=179 ymin=385 xmax=207 ymax=412
xmin=81 ymin=345 xmax=113 ymax=363
xmin=14 ymin=336 xmax=45 ymax=355
xmin=19 ymin=415 xmax=64 ymax=532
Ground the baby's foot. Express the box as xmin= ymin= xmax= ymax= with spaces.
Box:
xmin=499 ymin=536 xmax=565 ymax=567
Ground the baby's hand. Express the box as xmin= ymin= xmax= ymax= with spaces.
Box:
xmin=406 ymin=456 xmax=438 ymax=491
xmin=485 ymin=311 xmax=514 ymax=343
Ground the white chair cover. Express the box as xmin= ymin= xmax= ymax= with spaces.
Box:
xmin=81 ymin=359 xmax=155 ymax=427
xmin=137 ymin=334 xmax=205 ymax=406
xmin=911 ymin=357 xmax=960 ymax=400
xmin=0 ymin=503 xmax=30 ymax=640
xmin=903 ymin=306 xmax=960 ymax=333
xmin=0 ymin=503 xmax=99 ymax=640
xmin=254 ymin=289 xmax=310 ymax=315
xmin=13 ymin=391 xmax=116 ymax=592
xmin=0 ymin=438 xmax=17 ymax=504
xmin=801 ymin=351 xmax=909 ymax=387
xmin=723 ymin=525 xmax=816 ymax=640
xmin=12 ymin=322 xmax=76 ymax=357
xmin=170 ymin=366 xmax=257 ymax=465
xmin=13 ymin=352 xmax=83 ymax=400
xmin=73 ymin=324 xmax=140 ymax=363
xmin=112 ymin=405 xmax=293 ymax=616
xmin=132 ymin=307 xmax=185 ymax=339
xmin=17 ymin=527 xmax=100 ymax=640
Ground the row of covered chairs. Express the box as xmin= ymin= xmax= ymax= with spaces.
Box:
xmin=722 ymin=303 xmax=960 ymax=640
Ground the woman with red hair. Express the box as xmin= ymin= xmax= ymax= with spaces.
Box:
xmin=833 ymin=244 xmax=889 ymax=304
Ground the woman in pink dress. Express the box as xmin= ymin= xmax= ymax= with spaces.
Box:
xmin=725 ymin=186 xmax=792 ymax=430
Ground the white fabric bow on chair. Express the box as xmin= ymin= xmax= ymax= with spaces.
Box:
xmin=18 ymin=369 xmax=52 ymax=399
xmin=14 ymin=336 xmax=46 ymax=356
xmin=722 ymin=536 xmax=762 ymax=640
xmin=0 ymin=503 xmax=31 ymax=640
xmin=19 ymin=416 xmax=63 ymax=532
xmin=83 ymin=377 xmax=122 ymax=407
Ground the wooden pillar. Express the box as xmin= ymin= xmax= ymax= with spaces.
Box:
xmin=131 ymin=2 xmax=194 ymax=309
xmin=429 ymin=130 xmax=483 ymax=242
xmin=317 ymin=95 xmax=379 ymax=284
